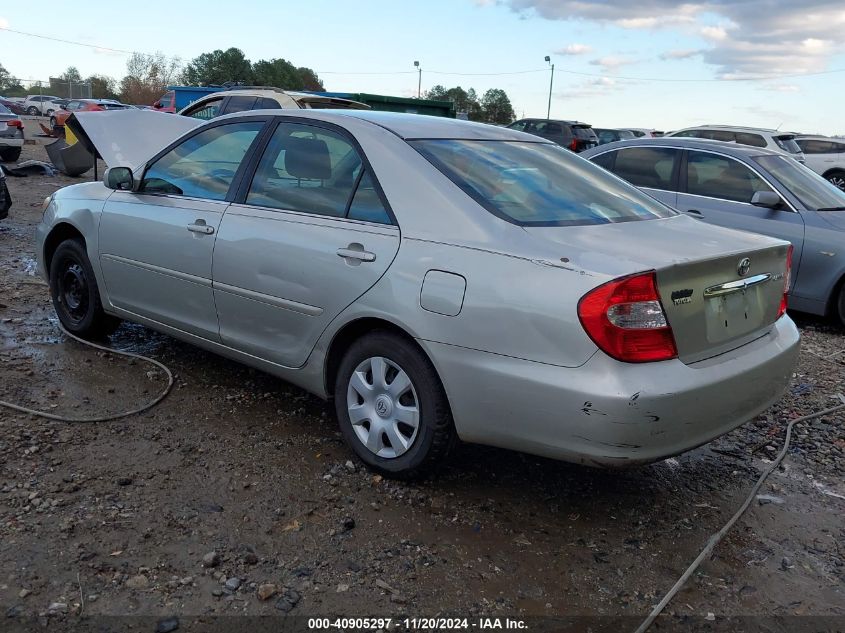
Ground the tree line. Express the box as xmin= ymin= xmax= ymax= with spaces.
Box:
xmin=1 ymin=50 xmax=516 ymax=124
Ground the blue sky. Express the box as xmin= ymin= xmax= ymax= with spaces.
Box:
xmin=2 ymin=0 xmax=844 ymax=133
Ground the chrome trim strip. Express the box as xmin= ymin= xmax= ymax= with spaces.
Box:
xmin=213 ymin=281 xmax=324 ymax=317
xmin=100 ymin=254 xmax=211 ymax=287
xmin=704 ymin=273 xmax=771 ymax=298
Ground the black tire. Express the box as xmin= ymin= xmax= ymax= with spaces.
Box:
xmin=825 ymin=170 xmax=845 ymax=191
xmin=334 ymin=331 xmax=456 ymax=479
xmin=49 ymin=239 xmax=120 ymax=339
xmin=0 ymin=147 xmax=21 ymax=163
xmin=45 ymin=109 xmax=55 ymax=117
xmin=49 ymin=116 xmax=57 ymax=128
xmin=27 ymin=106 xmax=39 ymax=116
xmin=836 ymin=285 xmax=845 ymax=328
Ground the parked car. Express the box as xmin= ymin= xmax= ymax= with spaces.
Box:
xmin=23 ymin=95 xmax=64 ymax=117
xmin=666 ymin=125 xmax=805 ymax=162
xmin=594 ymin=128 xmax=636 ymax=145
xmin=583 ymin=137 xmax=845 ymax=325
xmin=0 ymin=103 xmax=25 ymax=162
xmin=0 ymin=97 xmax=27 ymax=116
xmin=506 ymin=118 xmax=598 ymax=152
xmin=793 ymin=136 xmax=845 ymax=190
xmin=38 ymin=109 xmax=798 ymax=476
xmin=625 ymin=128 xmax=664 ymax=138
xmin=177 ymin=88 xmax=370 ymax=120
xmin=51 ymin=99 xmax=132 ymax=128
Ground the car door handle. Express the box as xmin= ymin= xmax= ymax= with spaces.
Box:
xmin=337 ymin=246 xmax=376 ymax=262
xmin=187 ymin=221 xmax=214 ymax=235
xmin=685 ymin=209 xmax=704 ymax=218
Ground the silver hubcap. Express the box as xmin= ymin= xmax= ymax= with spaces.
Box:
xmin=828 ymin=175 xmax=845 ymax=191
xmin=346 ymin=356 xmax=420 ymax=458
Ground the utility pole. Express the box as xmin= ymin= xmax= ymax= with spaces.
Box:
xmin=545 ymin=56 xmax=554 ymax=119
xmin=414 ymin=61 xmax=421 ymax=98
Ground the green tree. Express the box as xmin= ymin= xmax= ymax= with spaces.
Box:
xmin=252 ymin=58 xmax=300 ymax=88
xmin=60 ymin=66 xmax=82 ymax=83
xmin=87 ymin=75 xmax=120 ymax=100
xmin=480 ymin=88 xmax=515 ymax=125
xmin=296 ymin=67 xmax=324 ymax=91
xmin=424 ymin=85 xmax=482 ymax=120
xmin=0 ymin=63 xmax=24 ymax=93
xmin=119 ymin=52 xmax=182 ymax=105
xmin=182 ymin=48 xmax=253 ymax=86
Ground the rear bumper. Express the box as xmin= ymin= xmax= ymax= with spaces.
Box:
xmin=423 ymin=316 xmax=800 ymax=466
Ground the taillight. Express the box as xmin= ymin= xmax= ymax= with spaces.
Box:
xmin=569 ymin=138 xmax=578 ymax=151
xmin=578 ymin=271 xmax=678 ymax=363
xmin=778 ymin=245 xmax=793 ymax=318
xmin=6 ymin=119 xmax=22 ymax=128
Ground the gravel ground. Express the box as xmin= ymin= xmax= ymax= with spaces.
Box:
xmin=1 ymin=145 xmax=843 ymax=632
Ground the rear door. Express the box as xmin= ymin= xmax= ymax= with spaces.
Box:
xmin=676 ymin=148 xmax=805 ymax=289
xmin=599 ymin=146 xmax=680 ymax=208
xmin=98 ymin=119 xmax=267 ymax=338
xmin=213 ymin=119 xmax=400 ymax=368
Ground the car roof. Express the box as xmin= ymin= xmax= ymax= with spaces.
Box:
xmin=580 ymin=136 xmax=788 ymax=159
xmin=215 ymin=109 xmax=546 ymax=141
xmin=673 ymin=124 xmax=797 ymax=135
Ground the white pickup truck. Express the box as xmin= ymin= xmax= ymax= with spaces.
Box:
xmin=23 ymin=95 xmax=64 ymax=117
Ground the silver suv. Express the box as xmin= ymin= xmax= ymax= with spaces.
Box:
xmin=666 ymin=125 xmax=805 ymax=162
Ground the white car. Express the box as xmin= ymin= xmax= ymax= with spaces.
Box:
xmin=178 ymin=88 xmax=368 ymax=120
xmin=794 ymin=136 xmax=845 ymax=190
xmin=667 ymin=125 xmax=805 ymax=163
xmin=23 ymin=95 xmax=64 ymax=117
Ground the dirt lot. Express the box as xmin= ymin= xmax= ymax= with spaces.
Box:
xmin=1 ymin=144 xmax=844 ymax=632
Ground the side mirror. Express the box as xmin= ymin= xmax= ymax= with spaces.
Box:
xmin=104 ymin=167 xmax=134 ymax=191
xmin=751 ymin=190 xmax=782 ymax=209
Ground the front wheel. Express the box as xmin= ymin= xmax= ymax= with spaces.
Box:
xmin=334 ymin=331 xmax=456 ymax=478
xmin=27 ymin=106 xmax=39 ymax=116
xmin=0 ymin=147 xmax=21 ymax=162
xmin=49 ymin=239 xmax=120 ymax=338
xmin=45 ymin=109 xmax=55 ymax=117
xmin=836 ymin=285 xmax=845 ymax=328
xmin=49 ymin=116 xmax=57 ymax=128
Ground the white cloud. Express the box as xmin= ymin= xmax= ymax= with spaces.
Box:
xmin=763 ymin=84 xmax=800 ymax=93
xmin=589 ymin=56 xmax=636 ymax=71
xmin=659 ymin=49 xmax=702 ymax=60
xmin=498 ymin=1 xmax=845 ymax=77
xmin=556 ymin=43 xmax=591 ymax=56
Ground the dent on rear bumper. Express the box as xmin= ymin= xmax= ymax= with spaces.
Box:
xmin=422 ymin=316 xmax=800 ymax=467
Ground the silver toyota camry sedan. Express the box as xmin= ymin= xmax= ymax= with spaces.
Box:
xmin=36 ymin=109 xmax=799 ymax=477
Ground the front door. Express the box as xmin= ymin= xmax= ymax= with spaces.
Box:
xmin=213 ymin=120 xmax=400 ymax=368
xmin=676 ymin=149 xmax=805 ymax=290
xmin=98 ymin=120 xmax=266 ymax=338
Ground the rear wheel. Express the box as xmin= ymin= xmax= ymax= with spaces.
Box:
xmin=49 ymin=239 xmax=120 ymax=338
xmin=334 ymin=331 xmax=455 ymax=478
xmin=27 ymin=106 xmax=39 ymax=116
xmin=0 ymin=147 xmax=21 ymax=162
xmin=49 ymin=116 xmax=57 ymax=128
xmin=45 ymin=109 xmax=55 ymax=117
xmin=837 ymin=285 xmax=845 ymax=328
xmin=826 ymin=170 xmax=845 ymax=191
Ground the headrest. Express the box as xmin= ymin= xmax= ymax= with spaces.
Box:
xmin=285 ymin=137 xmax=331 ymax=180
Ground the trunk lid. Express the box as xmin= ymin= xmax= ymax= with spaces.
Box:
xmin=524 ymin=215 xmax=790 ymax=363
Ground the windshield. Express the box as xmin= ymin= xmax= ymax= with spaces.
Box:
xmin=0 ymin=104 xmax=10 ymax=115
xmin=774 ymin=135 xmax=802 ymax=155
xmin=411 ymin=140 xmax=676 ymax=226
xmin=756 ymin=155 xmax=845 ymax=210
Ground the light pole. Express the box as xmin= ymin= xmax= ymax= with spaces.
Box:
xmin=545 ymin=55 xmax=554 ymax=120
xmin=414 ymin=61 xmax=421 ymax=98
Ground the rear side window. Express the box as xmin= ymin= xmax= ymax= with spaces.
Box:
xmin=611 ymin=147 xmax=678 ymax=190
xmin=672 ymin=130 xmax=703 ymax=138
xmin=705 ymin=130 xmax=735 ymax=142
xmin=140 ymin=122 xmax=264 ymax=199
xmin=797 ymin=139 xmax=836 ymax=154
xmin=735 ymin=132 xmax=767 ymax=148
xmin=411 ymin=139 xmax=675 ymax=226
xmin=257 ymin=97 xmax=280 ymax=109
xmin=247 ymin=122 xmax=390 ymax=223
xmin=222 ymin=96 xmax=257 ymax=115
xmin=686 ymin=150 xmax=774 ymax=203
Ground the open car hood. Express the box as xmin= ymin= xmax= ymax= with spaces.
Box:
xmin=66 ymin=109 xmax=203 ymax=171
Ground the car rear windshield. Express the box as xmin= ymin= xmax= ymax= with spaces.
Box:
xmin=756 ymin=155 xmax=845 ymax=210
xmin=573 ymin=125 xmax=597 ymax=139
xmin=773 ymin=135 xmax=802 ymax=155
xmin=100 ymin=103 xmax=129 ymax=110
xmin=410 ymin=139 xmax=676 ymax=226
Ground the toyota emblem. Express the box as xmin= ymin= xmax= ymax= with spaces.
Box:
xmin=737 ymin=257 xmax=751 ymax=277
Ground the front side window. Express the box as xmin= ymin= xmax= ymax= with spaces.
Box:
xmin=508 ymin=121 xmax=528 ymax=132
xmin=140 ymin=121 xmax=264 ymax=200
xmin=411 ymin=139 xmax=676 ymax=226
xmin=247 ymin=122 xmax=390 ymax=222
xmin=796 ymin=139 xmax=835 ymax=154
xmin=756 ymin=155 xmax=845 ymax=210
xmin=686 ymin=150 xmax=773 ymax=203
xmin=185 ymin=97 xmax=224 ymax=120
xmin=612 ymin=147 xmax=678 ymax=190
xmin=590 ymin=150 xmax=616 ymax=171
xmin=672 ymin=130 xmax=702 ymax=138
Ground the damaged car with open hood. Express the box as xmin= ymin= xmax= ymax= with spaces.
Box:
xmin=35 ymin=108 xmax=800 ymax=477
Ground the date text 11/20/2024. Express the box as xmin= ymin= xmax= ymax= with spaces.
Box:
xmin=307 ymin=617 xmax=528 ymax=630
